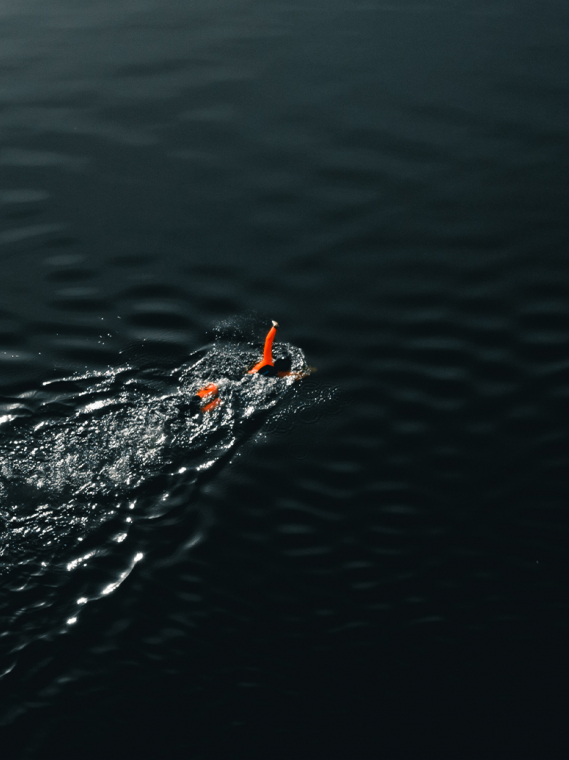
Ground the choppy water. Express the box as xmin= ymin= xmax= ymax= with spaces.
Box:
xmin=1 ymin=0 xmax=569 ymax=757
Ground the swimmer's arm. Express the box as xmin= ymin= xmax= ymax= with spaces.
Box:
xmin=190 ymin=382 xmax=220 ymax=414
xmin=248 ymin=320 xmax=278 ymax=374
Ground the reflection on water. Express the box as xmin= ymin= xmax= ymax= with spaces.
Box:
xmin=0 ymin=327 xmax=328 ymax=678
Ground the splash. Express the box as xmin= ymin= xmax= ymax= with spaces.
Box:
xmin=0 ymin=325 xmax=324 ymax=673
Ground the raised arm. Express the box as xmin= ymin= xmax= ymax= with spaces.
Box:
xmin=248 ymin=320 xmax=278 ymax=374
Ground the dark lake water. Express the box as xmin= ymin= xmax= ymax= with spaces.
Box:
xmin=1 ymin=0 xmax=569 ymax=757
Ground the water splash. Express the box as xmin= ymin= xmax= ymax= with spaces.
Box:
xmin=0 ymin=326 xmax=322 ymax=674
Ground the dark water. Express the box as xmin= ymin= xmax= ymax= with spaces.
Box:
xmin=1 ymin=0 xmax=569 ymax=757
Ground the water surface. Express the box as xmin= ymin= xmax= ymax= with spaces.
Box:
xmin=1 ymin=0 xmax=569 ymax=757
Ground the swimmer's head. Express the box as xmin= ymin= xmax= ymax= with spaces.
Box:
xmin=273 ymin=356 xmax=292 ymax=373
xmin=255 ymin=356 xmax=292 ymax=378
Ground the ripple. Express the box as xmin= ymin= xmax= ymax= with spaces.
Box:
xmin=0 ymin=189 xmax=49 ymax=203
xmin=0 ymin=224 xmax=65 ymax=246
xmin=0 ymin=148 xmax=87 ymax=170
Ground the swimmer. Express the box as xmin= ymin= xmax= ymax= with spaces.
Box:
xmin=190 ymin=321 xmax=301 ymax=415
